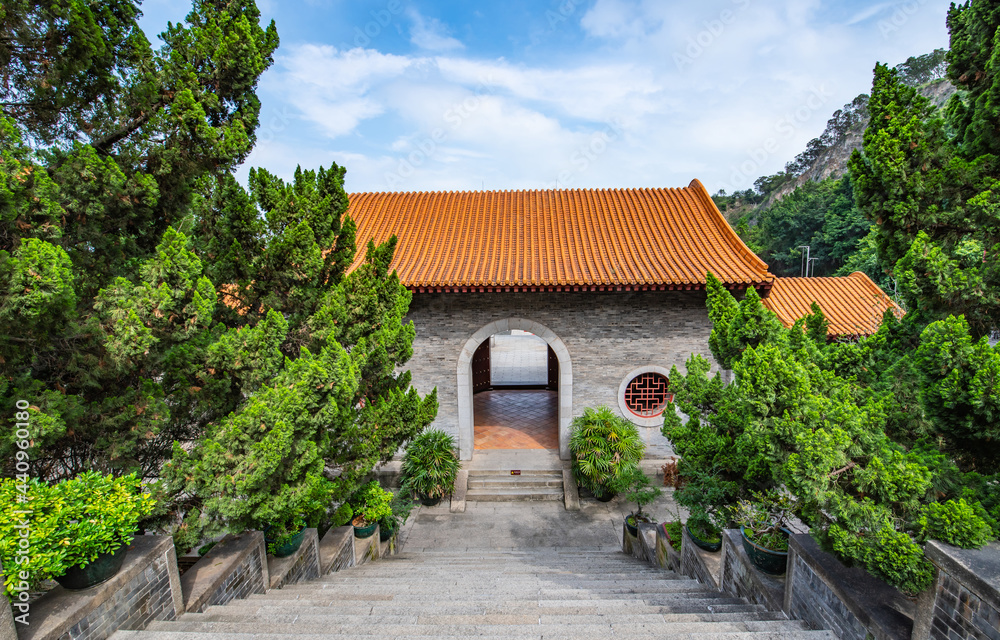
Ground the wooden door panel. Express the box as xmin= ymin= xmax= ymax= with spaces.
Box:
xmin=473 ymin=340 xmax=491 ymax=393
xmin=547 ymin=345 xmax=559 ymax=390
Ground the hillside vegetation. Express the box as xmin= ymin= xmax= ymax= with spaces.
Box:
xmin=713 ymin=50 xmax=953 ymax=288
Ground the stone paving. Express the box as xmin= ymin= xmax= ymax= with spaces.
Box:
xmin=396 ymin=482 xmax=687 ymax=553
xmin=473 ymin=390 xmax=558 ymax=450
xmin=490 ymin=332 xmax=547 ymax=385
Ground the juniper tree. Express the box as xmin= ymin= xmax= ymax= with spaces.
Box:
xmin=846 ymin=0 xmax=1000 ymax=474
xmin=665 ymin=284 xmax=996 ymax=596
xmin=849 ymin=1 xmax=1000 ymax=336
xmin=0 ymin=1 xmax=437 ymax=548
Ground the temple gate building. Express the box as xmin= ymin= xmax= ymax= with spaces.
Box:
xmin=345 ymin=179 xmax=899 ymax=462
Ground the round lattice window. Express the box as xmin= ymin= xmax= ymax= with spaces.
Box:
xmin=623 ymin=372 xmax=671 ymax=418
xmin=617 ymin=366 xmax=673 ymax=427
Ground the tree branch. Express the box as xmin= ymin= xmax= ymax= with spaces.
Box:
xmin=828 ymin=461 xmax=857 ymax=479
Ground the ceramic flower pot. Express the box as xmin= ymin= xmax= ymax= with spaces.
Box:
xmin=686 ymin=524 xmax=722 ymax=552
xmin=270 ymin=527 xmax=307 ymax=557
xmin=419 ymin=493 xmax=442 ymax=507
xmin=55 ymin=543 xmax=128 ymax=590
xmin=740 ymin=526 xmax=789 ymax=576
xmin=352 ymin=516 xmax=377 ymax=539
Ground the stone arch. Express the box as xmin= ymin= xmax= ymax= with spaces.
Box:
xmin=456 ymin=318 xmax=572 ymax=461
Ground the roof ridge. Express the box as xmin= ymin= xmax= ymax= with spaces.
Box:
xmin=347 ymin=185 xmax=694 ymax=197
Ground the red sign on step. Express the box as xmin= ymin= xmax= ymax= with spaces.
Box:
xmin=511 ymin=470 xmax=521 ymax=475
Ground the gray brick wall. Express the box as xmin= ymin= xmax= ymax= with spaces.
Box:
xmin=330 ymin=535 xmax=355 ymax=573
xmin=271 ymin=533 xmax=320 ymax=589
xmin=60 ymin=554 xmax=175 ymax=640
xmin=719 ymin=530 xmax=785 ymax=613
xmin=931 ymin=573 xmax=1000 ymax=640
xmin=405 ymin=290 xmax=718 ymax=456
xmin=195 ymin=540 xmax=265 ymax=613
xmin=785 ymin=552 xmax=869 ymax=640
xmin=680 ymin=526 xmax=720 ymax=590
xmin=20 ymin=536 xmax=180 ymax=640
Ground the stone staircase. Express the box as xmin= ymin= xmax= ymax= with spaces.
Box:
xmin=465 ymin=469 xmax=564 ymax=502
xmin=111 ymin=548 xmax=836 ymax=639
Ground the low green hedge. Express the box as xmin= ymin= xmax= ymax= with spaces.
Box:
xmin=0 ymin=472 xmax=155 ymax=600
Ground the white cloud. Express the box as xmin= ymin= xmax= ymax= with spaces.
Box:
xmin=256 ymin=0 xmax=954 ymax=193
xmin=408 ymin=8 xmax=464 ymax=51
xmin=579 ymin=0 xmax=652 ymax=39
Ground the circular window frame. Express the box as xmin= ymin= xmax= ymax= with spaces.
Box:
xmin=617 ymin=365 xmax=673 ymax=427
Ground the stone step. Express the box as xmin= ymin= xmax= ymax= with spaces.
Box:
xmin=274 ymin=584 xmax=714 ymax=596
xmin=310 ymin=566 xmax=674 ymax=576
xmin=147 ymin=619 xmax=814 ymax=636
xmin=464 ymin=486 xmax=564 ymax=501
xmin=194 ymin=600 xmax=755 ymax=619
xmin=197 ymin=602 xmax=768 ymax=619
xmin=467 ymin=477 xmax=565 ymax=489
xmin=467 ymin=469 xmax=563 ymax=477
xmin=186 ymin=609 xmax=794 ymax=625
xmin=349 ymin=559 xmax=660 ymax=570
xmin=238 ymin=592 xmax=741 ymax=608
xmin=307 ymin=570 xmax=685 ymax=581
xmin=116 ymin=630 xmax=836 ymax=640
xmin=243 ymin=590 xmax=727 ymax=601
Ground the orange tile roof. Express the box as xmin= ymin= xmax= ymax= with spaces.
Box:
xmin=762 ymin=272 xmax=903 ymax=338
xmin=345 ymin=180 xmax=772 ymax=292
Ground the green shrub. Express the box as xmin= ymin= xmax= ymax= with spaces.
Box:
xmin=378 ymin=494 xmax=413 ymax=539
xmin=0 ymin=472 xmax=155 ymax=600
xmin=399 ymin=429 xmax=461 ymax=500
xmin=623 ymin=466 xmax=661 ymax=521
xmin=349 ymin=481 xmax=393 ymax=526
xmin=686 ymin=509 xmax=722 ymax=545
xmin=664 ymin=521 xmax=683 ymax=552
xmin=828 ymin=520 xmax=934 ymax=596
xmin=732 ymin=491 xmax=794 ymax=552
xmin=919 ymin=499 xmax=995 ymax=548
xmin=570 ymin=406 xmax=645 ymax=498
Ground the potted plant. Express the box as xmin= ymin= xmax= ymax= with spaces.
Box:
xmin=349 ymin=480 xmax=393 ymax=539
xmin=623 ymin=466 xmax=662 ymax=537
xmin=685 ymin=507 xmax=723 ymax=552
xmin=569 ymin=406 xmax=645 ymax=501
xmin=399 ymin=429 xmax=461 ymax=506
xmin=0 ymin=472 xmax=156 ymax=594
xmin=732 ymin=491 xmax=794 ymax=576
xmin=263 ymin=515 xmax=308 ymax=557
xmin=378 ymin=494 xmax=413 ymax=543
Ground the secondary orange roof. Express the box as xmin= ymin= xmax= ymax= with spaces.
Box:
xmin=345 ymin=180 xmax=771 ymax=292
xmin=762 ymin=272 xmax=903 ymax=338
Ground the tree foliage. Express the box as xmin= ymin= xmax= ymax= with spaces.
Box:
xmin=665 ymin=284 xmax=997 ymax=595
xmin=743 ymin=177 xmax=871 ymax=278
xmin=850 ymin=6 xmax=1000 ymax=336
xmin=0 ymin=1 xmax=436 ymax=552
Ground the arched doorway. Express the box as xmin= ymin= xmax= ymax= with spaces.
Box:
xmin=456 ymin=319 xmax=572 ymax=461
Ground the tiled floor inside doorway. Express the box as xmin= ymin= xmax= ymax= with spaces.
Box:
xmin=473 ymin=389 xmax=558 ymax=450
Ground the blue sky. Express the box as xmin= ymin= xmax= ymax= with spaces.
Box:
xmin=138 ymin=0 xmax=953 ymax=194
